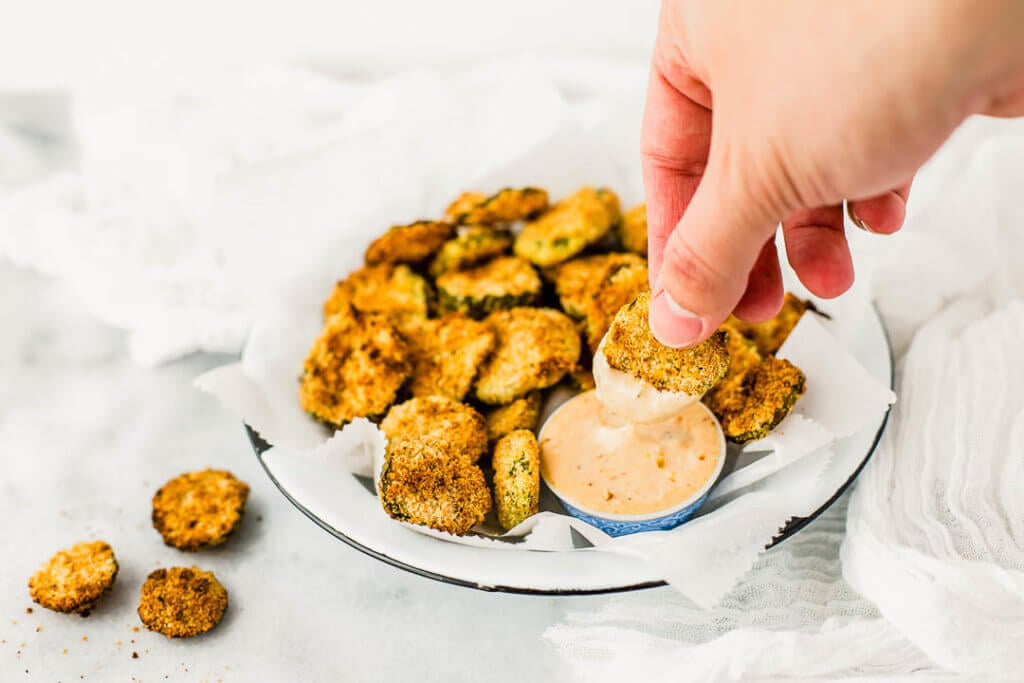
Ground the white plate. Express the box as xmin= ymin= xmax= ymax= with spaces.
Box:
xmin=247 ymin=303 xmax=893 ymax=595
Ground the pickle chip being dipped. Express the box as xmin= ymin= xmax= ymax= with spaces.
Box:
xmin=593 ymin=291 xmax=729 ymax=423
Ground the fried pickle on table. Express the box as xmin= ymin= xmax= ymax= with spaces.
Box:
xmin=402 ymin=314 xmax=496 ymax=401
xmin=601 ymin=291 xmax=729 ymax=396
xmin=429 ymin=226 xmax=513 ymax=277
xmin=436 ymin=256 xmax=542 ymax=318
xmin=619 ymin=203 xmax=648 ymax=256
xmin=151 ymin=469 xmax=250 ymax=551
xmin=137 ymin=566 xmax=228 ymax=638
xmin=29 ymin=541 xmax=118 ymax=616
xmin=299 ymin=308 xmax=411 ymax=427
xmin=580 ymin=257 xmax=650 ymax=353
xmin=710 ymin=355 xmax=806 ymax=443
xmin=492 ymin=429 xmax=540 ymax=530
xmin=445 ymin=187 xmax=549 ymax=225
xmin=323 ymin=263 xmax=430 ymax=325
xmin=364 ymin=220 xmax=454 ymax=266
xmin=484 ymin=391 xmax=542 ymax=443
xmin=474 ymin=307 xmax=581 ymax=404
xmin=514 ymin=187 xmax=622 ymax=267
xmin=381 ymin=396 xmax=489 ymax=464
xmin=378 ymin=440 xmax=492 ymax=535
xmin=726 ymin=293 xmax=811 ymax=355
xmin=552 ymin=252 xmax=647 ymax=319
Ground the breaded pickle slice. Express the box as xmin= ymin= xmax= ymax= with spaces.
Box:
xmin=436 ymin=256 xmax=542 ymax=318
xmin=602 ymin=291 xmax=729 ymax=396
xmin=152 ymin=469 xmax=250 ymax=551
xmin=445 ymin=187 xmax=549 ymax=225
xmin=485 ymin=391 xmax=542 ymax=443
xmin=712 ymin=356 xmax=806 ymax=443
xmin=323 ymin=263 xmax=430 ymax=324
xmin=29 ymin=541 xmax=118 ymax=615
xmin=726 ymin=293 xmax=811 ymax=355
xmin=553 ymin=252 xmax=647 ymax=319
xmin=381 ymin=396 xmax=489 ymax=464
xmin=403 ymin=314 xmax=496 ymax=401
xmin=364 ymin=220 xmax=454 ymax=265
xmin=514 ymin=187 xmax=622 ymax=267
xmin=378 ymin=440 xmax=492 ymax=535
xmin=703 ymin=326 xmax=763 ymax=420
xmin=581 ymin=257 xmax=649 ymax=353
xmin=299 ymin=309 xmax=411 ymax=428
xmin=619 ymin=203 xmax=648 ymax=256
xmin=138 ymin=566 xmax=228 ymax=638
xmin=429 ymin=226 xmax=514 ymax=277
xmin=474 ymin=307 xmax=581 ymax=404
xmin=492 ymin=429 xmax=541 ymax=530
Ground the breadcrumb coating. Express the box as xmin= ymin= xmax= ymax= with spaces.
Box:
xmin=429 ymin=226 xmax=513 ymax=276
xmin=484 ymin=391 xmax=542 ymax=443
xmin=492 ymin=429 xmax=540 ymax=530
xmin=602 ymin=291 xmax=729 ymax=396
xmin=437 ymin=256 xmax=542 ymax=318
xmin=514 ymin=187 xmax=622 ymax=267
xmin=445 ymin=187 xmax=549 ymax=225
xmin=619 ymin=203 xmax=648 ymax=256
xmin=474 ymin=307 xmax=581 ymax=404
xmin=580 ymin=258 xmax=650 ymax=353
xmin=726 ymin=293 xmax=810 ymax=355
xmin=300 ymin=309 xmax=411 ymax=427
xmin=381 ymin=396 xmax=488 ymax=464
xmin=553 ymin=252 xmax=647 ymax=319
xmin=712 ymin=355 xmax=806 ymax=442
xmin=151 ymin=469 xmax=250 ymax=551
xmin=364 ymin=220 xmax=454 ymax=265
xmin=402 ymin=314 xmax=495 ymax=401
xmin=323 ymin=263 xmax=429 ymax=324
xmin=29 ymin=541 xmax=118 ymax=615
xmin=137 ymin=567 xmax=227 ymax=638
xmin=378 ymin=441 xmax=492 ymax=535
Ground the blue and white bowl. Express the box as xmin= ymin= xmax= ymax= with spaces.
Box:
xmin=539 ymin=400 xmax=727 ymax=538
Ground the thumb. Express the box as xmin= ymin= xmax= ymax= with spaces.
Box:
xmin=649 ymin=155 xmax=783 ymax=348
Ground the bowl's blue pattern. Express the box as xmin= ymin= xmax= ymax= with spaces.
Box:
xmin=557 ymin=490 xmax=712 ymax=537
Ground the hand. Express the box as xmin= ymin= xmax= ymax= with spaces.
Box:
xmin=643 ymin=0 xmax=1024 ymax=347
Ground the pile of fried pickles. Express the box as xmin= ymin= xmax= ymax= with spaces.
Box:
xmin=299 ymin=187 xmax=809 ymax=535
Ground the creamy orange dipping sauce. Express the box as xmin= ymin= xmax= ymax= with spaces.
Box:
xmin=539 ymin=391 xmax=723 ymax=516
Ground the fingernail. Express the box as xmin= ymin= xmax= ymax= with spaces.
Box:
xmin=649 ymin=289 xmax=704 ymax=348
xmin=846 ymin=203 xmax=876 ymax=234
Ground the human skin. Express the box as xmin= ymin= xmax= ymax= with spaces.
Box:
xmin=643 ymin=0 xmax=1024 ymax=347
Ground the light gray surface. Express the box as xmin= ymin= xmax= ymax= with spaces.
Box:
xmin=0 ymin=262 xmax=600 ymax=682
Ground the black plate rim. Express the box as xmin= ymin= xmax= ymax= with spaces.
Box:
xmin=246 ymin=307 xmax=894 ymax=596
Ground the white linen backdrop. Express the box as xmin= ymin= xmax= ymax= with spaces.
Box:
xmin=2 ymin=22 xmax=1023 ymax=679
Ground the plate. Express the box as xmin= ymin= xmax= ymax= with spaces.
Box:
xmin=247 ymin=305 xmax=893 ymax=595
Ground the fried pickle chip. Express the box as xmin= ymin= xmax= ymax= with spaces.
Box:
xmin=601 ymin=291 xmax=729 ymax=396
xmin=29 ymin=541 xmax=118 ymax=615
xmin=152 ymin=469 xmax=250 ymax=551
xmin=138 ymin=567 xmax=228 ymax=638
xmin=428 ymin=226 xmax=514 ymax=277
xmin=300 ymin=309 xmax=411 ymax=427
xmin=474 ymin=307 xmax=581 ymax=404
xmin=378 ymin=441 xmax=492 ymax=535
xmin=364 ymin=220 xmax=454 ymax=265
xmin=580 ymin=257 xmax=649 ymax=353
xmin=402 ymin=314 xmax=495 ymax=401
xmin=703 ymin=326 xmax=763 ymax=420
xmin=711 ymin=355 xmax=806 ymax=442
xmin=492 ymin=429 xmax=540 ymax=530
xmin=381 ymin=396 xmax=488 ymax=464
xmin=323 ymin=263 xmax=430 ymax=326
xmin=484 ymin=391 xmax=542 ymax=443
xmin=445 ymin=187 xmax=549 ymax=225
xmin=619 ymin=203 xmax=648 ymax=256
xmin=436 ymin=256 xmax=542 ymax=318
xmin=726 ymin=293 xmax=811 ymax=355
xmin=514 ymin=187 xmax=622 ymax=267
xmin=553 ymin=252 xmax=647 ymax=319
